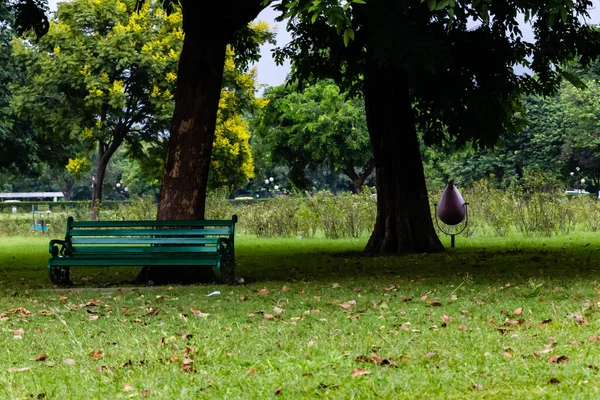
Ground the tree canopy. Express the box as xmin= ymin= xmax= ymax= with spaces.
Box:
xmin=253 ymin=79 xmax=373 ymax=193
xmin=270 ymin=0 xmax=600 ymax=254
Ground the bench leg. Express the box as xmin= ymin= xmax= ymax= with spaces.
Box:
xmin=220 ymin=256 xmax=236 ymax=284
xmin=48 ymin=261 xmax=71 ymax=286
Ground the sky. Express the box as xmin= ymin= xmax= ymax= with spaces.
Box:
xmin=47 ymin=0 xmax=600 ymax=89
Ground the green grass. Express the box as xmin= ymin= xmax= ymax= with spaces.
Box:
xmin=2 ymin=233 xmax=600 ymax=398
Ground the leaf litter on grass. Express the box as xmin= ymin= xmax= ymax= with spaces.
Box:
xmin=7 ymin=236 xmax=600 ymax=397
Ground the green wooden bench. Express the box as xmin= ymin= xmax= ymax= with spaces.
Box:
xmin=47 ymin=215 xmax=237 ymax=285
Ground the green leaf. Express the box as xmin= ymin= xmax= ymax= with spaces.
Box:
xmin=428 ymin=0 xmax=437 ymax=11
xmin=343 ymin=28 xmax=352 ymax=47
xmin=560 ymin=7 xmax=567 ymax=23
xmin=561 ymin=70 xmax=587 ymax=90
xmin=548 ymin=12 xmax=556 ymax=28
xmin=435 ymin=0 xmax=449 ymax=11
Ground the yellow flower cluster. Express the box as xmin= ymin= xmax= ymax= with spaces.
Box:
xmin=79 ymin=65 xmax=91 ymax=76
xmin=165 ymin=72 xmax=177 ymax=83
xmin=66 ymin=157 xmax=89 ymax=177
xmin=109 ymin=80 xmax=124 ymax=94
xmin=82 ymin=127 xmax=93 ymax=139
xmin=88 ymin=87 xmax=103 ymax=96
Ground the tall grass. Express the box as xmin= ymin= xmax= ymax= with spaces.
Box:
xmin=2 ymin=183 xmax=599 ymax=239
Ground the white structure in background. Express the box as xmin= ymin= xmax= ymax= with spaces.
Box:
xmin=0 ymin=192 xmax=65 ymax=202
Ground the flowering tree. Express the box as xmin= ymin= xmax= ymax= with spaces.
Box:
xmin=11 ymin=0 xmax=181 ymax=218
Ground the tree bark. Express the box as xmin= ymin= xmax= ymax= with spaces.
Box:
xmin=157 ymin=2 xmax=264 ymax=220
xmin=343 ymin=159 xmax=375 ymax=194
xmin=145 ymin=2 xmax=265 ymax=284
xmin=90 ymin=137 xmax=123 ymax=220
xmin=362 ymin=47 xmax=444 ymax=254
xmin=63 ymin=177 xmax=74 ymax=201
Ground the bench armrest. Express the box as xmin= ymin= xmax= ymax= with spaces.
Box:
xmin=49 ymin=239 xmax=67 ymax=257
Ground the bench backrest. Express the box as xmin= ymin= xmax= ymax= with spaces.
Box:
xmin=63 ymin=215 xmax=237 ymax=257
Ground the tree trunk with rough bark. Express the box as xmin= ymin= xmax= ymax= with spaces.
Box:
xmin=361 ymin=4 xmax=444 ymax=254
xmin=141 ymin=2 xmax=265 ymax=284
xmin=343 ymin=160 xmax=374 ymax=194
xmin=90 ymin=137 xmax=123 ymax=220
xmin=63 ymin=177 xmax=74 ymax=201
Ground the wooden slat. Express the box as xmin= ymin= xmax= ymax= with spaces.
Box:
xmin=71 ymin=246 xmax=219 ymax=254
xmin=69 ymin=228 xmax=230 ymax=237
xmin=71 ymin=238 xmax=222 ymax=245
xmin=70 ymin=220 xmax=235 ymax=228
xmin=69 ymin=228 xmax=231 ymax=236
xmin=50 ymin=256 xmax=220 ymax=267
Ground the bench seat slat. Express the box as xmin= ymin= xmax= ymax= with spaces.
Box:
xmin=71 ymin=238 xmax=223 ymax=245
xmin=69 ymin=228 xmax=232 ymax=236
xmin=71 ymin=220 xmax=235 ymax=228
xmin=71 ymin=245 xmax=220 ymax=254
xmin=51 ymin=256 xmax=220 ymax=267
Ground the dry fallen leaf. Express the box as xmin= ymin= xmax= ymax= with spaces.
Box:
xmin=513 ymin=307 xmax=523 ymax=316
xmin=590 ymin=335 xmax=599 ymax=342
xmin=274 ymin=306 xmax=284 ymax=314
xmin=571 ymin=314 xmax=588 ymax=326
xmin=442 ymin=315 xmax=454 ymax=323
xmin=458 ymin=325 xmax=468 ymax=331
xmin=427 ymin=301 xmax=443 ymax=307
xmin=503 ymin=352 xmax=513 ymax=359
xmin=275 ymin=387 xmax=282 ymax=396
xmin=190 ymin=308 xmax=210 ymax=318
xmin=264 ymin=314 xmax=275 ymax=320
xmin=548 ymin=355 xmax=570 ymax=364
xmin=356 ymin=355 xmax=398 ymax=367
xmin=140 ymin=390 xmax=151 ymax=397
xmin=35 ymin=353 xmax=47 ymax=362
xmin=12 ymin=328 xmax=24 ymax=337
xmin=340 ymin=300 xmax=356 ymax=309
xmin=472 ymin=384 xmax=484 ymax=390
xmin=85 ymin=299 xmax=100 ymax=307
xmin=89 ymin=350 xmax=103 ymax=359
xmin=89 ymin=315 xmax=99 ymax=321
xmin=123 ymin=385 xmax=134 ymax=392
xmin=256 ymin=288 xmax=269 ymax=294
xmin=64 ymin=359 xmax=76 ymax=365
xmin=569 ymin=340 xmax=583 ymax=345
xmin=424 ymin=352 xmax=436 ymax=359
xmin=351 ymin=368 xmax=370 ymax=377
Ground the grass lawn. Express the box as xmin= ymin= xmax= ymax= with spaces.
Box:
xmin=2 ymin=233 xmax=600 ymax=398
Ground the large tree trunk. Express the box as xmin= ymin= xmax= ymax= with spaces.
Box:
xmin=157 ymin=2 xmax=264 ymax=220
xmin=143 ymin=2 xmax=265 ymax=284
xmin=362 ymin=43 xmax=444 ymax=254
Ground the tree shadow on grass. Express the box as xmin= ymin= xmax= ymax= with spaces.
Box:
xmin=16 ymin=241 xmax=600 ymax=289
xmin=236 ymin=244 xmax=600 ymax=285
